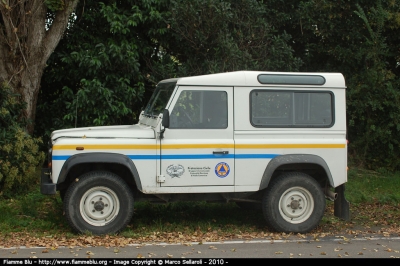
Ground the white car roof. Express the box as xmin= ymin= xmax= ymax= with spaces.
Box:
xmin=161 ymin=71 xmax=346 ymax=88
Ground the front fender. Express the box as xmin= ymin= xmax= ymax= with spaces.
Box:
xmin=57 ymin=153 xmax=142 ymax=191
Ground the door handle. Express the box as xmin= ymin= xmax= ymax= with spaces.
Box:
xmin=213 ymin=151 xmax=229 ymax=155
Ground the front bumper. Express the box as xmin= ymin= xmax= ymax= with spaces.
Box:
xmin=41 ymin=168 xmax=56 ymax=195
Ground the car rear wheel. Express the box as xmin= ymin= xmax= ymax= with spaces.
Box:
xmin=262 ymin=172 xmax=325 ymax=233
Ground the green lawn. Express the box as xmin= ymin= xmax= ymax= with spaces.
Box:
xmin=0 ymin=167 xmax=399 ymax=247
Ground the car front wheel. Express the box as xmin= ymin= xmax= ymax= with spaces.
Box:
xmin=64 ymin=171 xmax=134 ymax=235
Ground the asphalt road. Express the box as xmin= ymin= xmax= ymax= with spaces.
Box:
xmin=1 ymin=234 xmax=400 ymax=260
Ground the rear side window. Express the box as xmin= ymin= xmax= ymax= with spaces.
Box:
xmin=250 ymin=90 xmax=334 ymax=127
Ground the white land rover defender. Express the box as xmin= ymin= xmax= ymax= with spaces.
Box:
xmin=41 ymin=71 xmax=350 ymax=235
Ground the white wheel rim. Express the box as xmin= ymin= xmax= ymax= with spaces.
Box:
xmin=79 ymin=186 xmax=120 ymax=226
xmin=279 ymin=186 xmax=314 ymax=224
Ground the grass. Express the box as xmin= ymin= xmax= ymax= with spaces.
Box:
xmin=0 ymin=166 xmax=399 ymax=245
xmin=346 ymin=167 xmax=400 ymax=204
xmin=123 ymin=201 xmax=265 ymax=238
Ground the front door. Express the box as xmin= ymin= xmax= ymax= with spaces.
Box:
xmin=160 ymin=86 xmax=234 ymax=187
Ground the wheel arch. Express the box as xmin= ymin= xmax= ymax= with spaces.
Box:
xmin=259 ymin=154 xmax=334 ymax=190
xmin=56 ymin=153 xmax=142 ymax=192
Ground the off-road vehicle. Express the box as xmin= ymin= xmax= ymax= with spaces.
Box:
xmin=41 ymin=71 xmax=350 ymax=235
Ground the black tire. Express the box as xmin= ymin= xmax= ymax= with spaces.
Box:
xmin=64 ymin=171 xmax=134 ymax=235
xmin=262 ymin=172 xmax=325 ymax=233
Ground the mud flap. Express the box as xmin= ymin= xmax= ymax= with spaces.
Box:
xmin=334 ymin=184 xmax=351 ymax=221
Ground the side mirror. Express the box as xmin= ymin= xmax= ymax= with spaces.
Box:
xmin=162 ymin=109 xmax=170 ymax=128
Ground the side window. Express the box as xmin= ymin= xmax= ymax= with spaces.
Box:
xmin=251 ymin=90 xmax=333 ymax=127
xmin=170 ymin=90 xmax=228 ymax=129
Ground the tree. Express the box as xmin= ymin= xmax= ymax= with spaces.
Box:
xmin=148 ymin=0 xmax=302 ymax=80
xmin=36 ymin=0 xmax=301 ymax=139
xmin=0 ymin=82 xmax=45 ymax=195
xmin=35 ymin=0 xmax=170 ymax=136
xmin=0 ymin=0 xmax=79 ymax=133
xmin=262 ymin=0 xmax=400 ymax=170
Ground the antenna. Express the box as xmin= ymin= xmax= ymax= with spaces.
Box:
xmin=75 ymin=93 xmax=78 ymax=128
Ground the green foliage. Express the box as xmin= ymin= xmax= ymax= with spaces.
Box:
xmin=36 ymin=0 xmax=300 ymax=142
xmin=0 ymin=83 xmax=45 ymax=195
xmin=264 ymin=0 xmax=400 ymax=170
xmin=45 ymin=0 xmax=65 ymax=12
xmin=36 ymin=0 xmax=170 ymax=138
xmin=35 ymin=0 xmax=400 ymax=171
xmin=346 ymin=1 xmax=400 ymax=170
xmin=149 ymin=0 xmax=301 ymax=80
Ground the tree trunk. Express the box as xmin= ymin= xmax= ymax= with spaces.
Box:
xmin=0 ymin=0 xmax=79 ymax=134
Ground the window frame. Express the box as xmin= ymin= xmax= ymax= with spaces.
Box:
xmin=169 ymin=89 xmax=229 ymax=130
xmin=249 ymin=89 xmax=335 ymax=128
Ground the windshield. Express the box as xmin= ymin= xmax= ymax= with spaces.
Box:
xmin=144 ymin=81 xmax=177 ymax=117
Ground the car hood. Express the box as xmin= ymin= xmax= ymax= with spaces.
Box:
xmin=51 ymin=124 xmax=155 ymax=140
